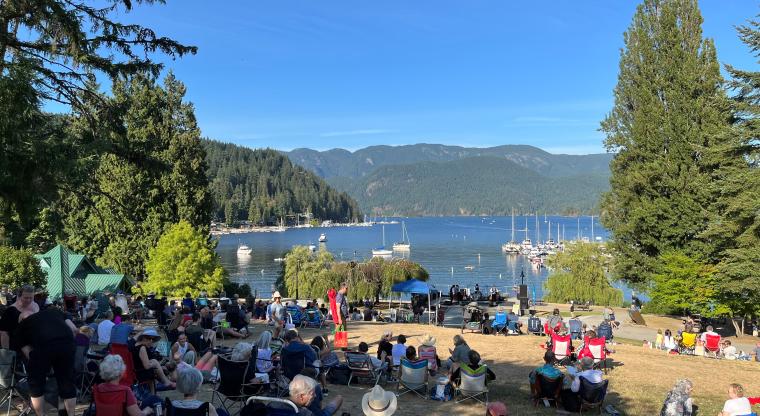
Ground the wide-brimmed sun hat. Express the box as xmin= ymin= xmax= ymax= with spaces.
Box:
xmin=272 ymin=291 xmax=282 ymax=299
xmin=137 ymin=328 xmax=161 ymax=341
xmin=361 ymin=385 xmax=397 ymax=416
xmin=420 ymin=334 xmax=436 ymax=347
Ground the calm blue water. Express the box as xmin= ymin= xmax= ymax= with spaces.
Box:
xmin=216 ymin=216 xmax=640 ymax=301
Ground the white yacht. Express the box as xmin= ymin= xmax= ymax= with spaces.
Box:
xmin=237 ymin=243 xmax=252 ymax=255
xmin=319 ymin=233 xmax=327 ymax=243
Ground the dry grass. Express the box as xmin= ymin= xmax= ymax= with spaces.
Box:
xmin=206 ymin=320 xmax=759 ymax=416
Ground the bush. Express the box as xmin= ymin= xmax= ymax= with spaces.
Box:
xmin=0 ymin=246 xmax=46 ymax=289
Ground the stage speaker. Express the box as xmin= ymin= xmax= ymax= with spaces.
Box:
xmin=518 ymin=284 xmax=528 ymax=298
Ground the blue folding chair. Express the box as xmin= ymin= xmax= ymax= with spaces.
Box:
xmin=492 ymin=312 xmax=508 ymax=335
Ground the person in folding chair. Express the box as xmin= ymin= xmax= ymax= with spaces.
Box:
xmin=396 ymin=347 xmax=429 ymax=398
xmin=450 ymin=350 xmax=493 ymax=404
xmin=560 ymin=356 xmax=604 ymax=412
xmin=492 ymin=307 xmax=508 ymax=335
xmin=167 ymin=364 xmax=228 ymax=416
xmin=93 ymin=354 xmax=155 ymax=416
xmin=266 ymin=375 xmax=324 ymax=416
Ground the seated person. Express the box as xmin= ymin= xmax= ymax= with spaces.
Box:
xmin=576 ymin=330 xmax=598 ymax=360
xmin=663 ymin=329 xmax=677 ymax=351
xmin=481 ymin=313 xmax=493 ymax=335
xmin=721 ymin=340 xmax=738 ymax=360
xmin=256 ymin=331 xmax=276 ymax=374
xmin=184 ymin=312 xmax=214 ymax=350
xmin=132 ymin=329 xmax=175 ymax=388
xmin=507 ymin=311 xmax=523 ymax=334
xmin=660 ymin=379 xmax=695 ymax=416
xmin=391 ymin=335 xmax=407 ymax=366
xmin=171 ymin=365 xmax=227 ymax=416
xmin=417 ymin=335 xmax=439 ymax=372
xmin=547 ymin=309 xmax=563 ymax=333
xmin=719 ymin=383 xmax=751 ymax=416
xmin=171 ymin=333 xmax=197 ymax=364
xmin=311 ymin=335 xmax=340 ymax=394
xmin=94 ymin=354 xmax=154 ymax=416
xmin=446 ymin=334 xmax=470 ymax=371
xmin=700 ymin=325 xmax=719 ymax=343
xmin=281 ymin=330 xmax=317 ymax=378
xmin=450 ymin=350 xmax=496 ymax=386
xmin=529 ymin=350 xmax=563 ymax=400
xmin=358 ymin=342 xmax=388 ymax=371
xmin=561 ymin=357 xmax=604 ymax=412
xmin=267 ymin=375 xmax=342 ymax=416
xmin=76 ymin=326 xmax=93 ymax=347
xmin=405 ymin=345 xmax=419 ymax=362
xmin=110 ymin=313 xmax=138 ymax=345
xmin=376 ymin=331 xmax=394 ymax=366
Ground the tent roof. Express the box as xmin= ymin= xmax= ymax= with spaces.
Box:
xmin=391 ymin=279 xmax=430 ymax=293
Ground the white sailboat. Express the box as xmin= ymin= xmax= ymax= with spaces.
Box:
xmin=502 ymin=208 xmax=521 ymax=253
xmin=392 ymin=222 xmax=411 ymax=251
xmin=520 ymin=216 xmax=533 ymax=253
xmin=372 ymin=225 xmax=393 ymax=257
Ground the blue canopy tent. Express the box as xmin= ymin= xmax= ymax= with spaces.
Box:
xmin=390 ymin=279 xmax=435 ymax=324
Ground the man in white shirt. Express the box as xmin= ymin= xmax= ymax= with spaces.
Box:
xmin=720 ymin=383 xmax=752 ymax=416
xmin=96 ymin=311 xmax=115 ymax=346
xmin=700 ymin=325 xmax=719 ymax=343
xmin=570 ymin=357 xmax=604 ymax=392
xmin=391 ymin=335 xmax=407 ymax=366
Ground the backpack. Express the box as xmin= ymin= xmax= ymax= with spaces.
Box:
xmin=326 ymin=364 xmax=351 ymax=385
xmin=528 ymin=317 xmax=542 ymax=333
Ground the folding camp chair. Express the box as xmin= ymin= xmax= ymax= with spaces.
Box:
xmin=551 ymin=333 xmax=572 ymax=365
xmin=300 ymin=309 xmax=325 ymax=329
xmin=0 ymin=349 xmax=30 ymax=416
xmin=587 ymin=337 xmax=608 ymax=374
xmin=596 ymin=322 xmax=613 ymax=342
xmin=569 ymin=319 xmax=583 ymax=340
xmin=704 ymin=334 xmax=721 ymax=358
xmin=74 ymin=344 xmax=97 ymax=403
xmin=578 ymin=377 xmax=608 ymax=414
xmin=93 ymin=385 xmax=134 ymax=415
xmin=531 ymin=373 xmax=563 ymax=408
xmin=679 ymin=332 xmax=697 ymax=355
xmin=455 ymin=364 xmax=489 ymax=405
xmin=527 ymin=316 xmax=544 ymax=336
xmin=418 ymin=346 xmax=438 ymax=372
xmin=164 ymin=396 xmax=210 ymax=415
xmin=245 ymin=396 xmax=298 ymax=416
xmin=212 ymin=355 xmax=255 ymax=415
xmin=492 ymin=311 xmax=508 ymax=335
xmin=345 ymin=352 xmax=384 ymax=386
xmin=286 ymin=306 xmax=303 ymax=327
xmin=397 ymin=359 xmax=428 ymax=398
xmin=279 ymin=347 xmax=308 ymax=381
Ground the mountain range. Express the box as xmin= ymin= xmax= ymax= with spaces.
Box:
xmin=285 ymin=144 xmax=613 ymax=216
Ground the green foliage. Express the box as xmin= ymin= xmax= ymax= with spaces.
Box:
xmin=0 ymin=246 xmax=46 ymax=290
xmin=699 ymin=17 xmax=760 ymax=318
xmin=600 ymin=0 xmax=732 ymax=286
xmin=142 ymin=221 xmax=226 ymax=297
xmin=61 ymin=73 xmax=212 ymax=278
xmin=544 ymin=243 xmax=623 ymax=306
xmin=204 ymin=141 xmax=362 ymax=225
xmin=222 ymin=281 xmax=252 ymax=298
xmin=0 ymin=66 xmax=73 ymax=246
xmin=280 ymin=246 xmax=428 ymax=301
xmin=328 ymin=157 xmax=609 ymax=216
xmin=647 ymin=251 xmax=727 ymax=317
xmin=0 ymin=0 xmax=196 ymax=108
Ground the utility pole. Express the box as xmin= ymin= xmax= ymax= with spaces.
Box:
xmin=295 ymin=260 xmax=300 ymax=301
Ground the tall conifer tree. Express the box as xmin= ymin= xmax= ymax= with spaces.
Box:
xmin=600 ymin=0 xmax=731 ymax=286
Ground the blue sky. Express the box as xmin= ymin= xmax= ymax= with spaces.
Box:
xmin=116 ymin=1 xmax=757 ymax=154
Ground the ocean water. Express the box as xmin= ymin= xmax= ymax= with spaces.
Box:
xmin=215 ymin=215 xmax=640 ymax=301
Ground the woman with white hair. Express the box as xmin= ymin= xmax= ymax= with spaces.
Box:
xmin=93 ymin=354 xmax=154 ymax=415
xmin=171 ymin=365 xmax=227 ymax=416
xmin=255 ymin=331 xmax=274 ymax=373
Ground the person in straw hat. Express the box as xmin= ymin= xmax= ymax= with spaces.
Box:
xmin=267 ymin=291 xmax=286 ymax=338
xmin=362 ymin=385 xmax=397 ymax=416
xmin=417 ymin=334 xmax=439 ymax=372
xmin=133 ymin=328 xmax=175 ymax=388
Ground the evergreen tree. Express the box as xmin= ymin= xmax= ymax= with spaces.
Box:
xmin=62 ymin=73 xmax=211 ymax=278
xmin=0 ymin=246 xmax=46 ymax=289
xmin=701 ymin=16 xmax=760 ymax=319
xmin=0 ymin=0 xmax=195 ymax=107
xmin=600 ymin=0 xmax=731 ymax=286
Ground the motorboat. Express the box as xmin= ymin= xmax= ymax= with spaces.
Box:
xmin=237 ymin=243 xmax=252 ymax=255
xmin=308 ymin=244 xmax=317 ymax=252
xmin=319 ymin=233 xmax=327 ymax=243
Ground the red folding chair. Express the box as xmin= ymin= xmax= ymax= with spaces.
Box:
xmin=704 ymin=334 xmax=721 ymax=358
xmin=587 ymin=337 xmax=608 ymax=373
xmin=551 ymin=333 xmax=572 ymax=364
xmin=109 ymin=344 xmax=136 ymax=387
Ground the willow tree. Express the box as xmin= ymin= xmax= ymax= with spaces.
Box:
xmin=282 ymin=246 xmax=336 ymax=299
xmin=600 ymin=0 xmax=733 ymax=287
xmin=544 ymin=243 xmax=623 ymax=306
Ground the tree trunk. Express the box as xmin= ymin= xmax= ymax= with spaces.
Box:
xmin=731 ymin=317 xmax=742 ymax=337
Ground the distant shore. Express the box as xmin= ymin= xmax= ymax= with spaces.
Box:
xmin=210 ymin=221 xmax=382 ymax=235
